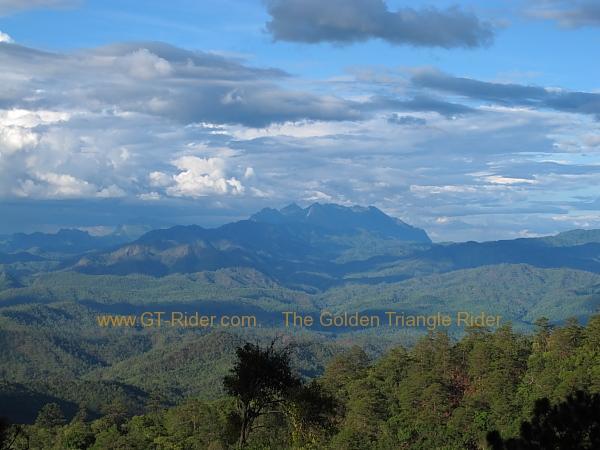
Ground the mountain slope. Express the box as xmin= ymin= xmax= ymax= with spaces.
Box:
xmin=418 ymin=238 xmax=600 ymax=273
xmin=537 ymin=229 xmax=600 ymax=247
xmin=70 ymin=204 xmax=431 ymax=280
xmin=251 ymin=203 xmax=431 ymax=243
xmin=0 ymin=229 xmax=130 ymax=255
xmin=26 ymin=206 xmax=600 ymax=291
xmin=0 ymin=271 xmax=21 ymax=290
xmin=321 ymin=264 xmax=600 ymax=327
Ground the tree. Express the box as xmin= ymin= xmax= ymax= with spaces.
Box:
xmin=223 ymin=341 xmax=300 ymax=448
xmin=487 ymin=391 xmax=600 ymax=449
xmin=282 ymin=380 xmax=337 ymax=448
xmin=58 ymin=420 xmax=95 ymax=450
xmin=330 ymin=377 xmax=386 ymax=450
xmin=161 ymin=398 xmax=237 ymax=449
xmin=35 ymin=403 xmax=66 ymax=429
xmin=532 ymin=317 xmax=553 ymax=352
xmin=320 ymin=346 xmax=370 ymax=401
xmin=146 ymin=389 xmax=169 ymax=415
xmin=101 ymin=399 xmax=129 ymax=429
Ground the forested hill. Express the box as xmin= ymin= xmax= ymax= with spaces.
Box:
xmin=2 ymin=316 xmax=599 ymax=449
xmin=2 ymin=204 xmax=600 ymax=438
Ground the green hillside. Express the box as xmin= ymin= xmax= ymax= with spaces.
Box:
xmin=322 ymin=264 xmax=600 ymax=326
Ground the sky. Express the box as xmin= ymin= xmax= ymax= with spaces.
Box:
xmin=0 ymin=0 xmax=599 ymax=241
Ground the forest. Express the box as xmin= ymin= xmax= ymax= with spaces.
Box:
xmin=2 ymin=315 xmax=599 ymax=449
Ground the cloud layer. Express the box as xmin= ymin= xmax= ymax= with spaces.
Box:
xmin=0 ymin=41 xmax=363 ymax=128
xmin=411 ymin=69 xmax=600 ymax=118
xmin=528 ymin=1 xmax=600 ymax=27
xmin=1 ymin=38 xmax=599 ymax=240
xmin=264 ymin=0 xmax=494 ymax=48
xmin=0 ymin=0 xmax=75 ymax=16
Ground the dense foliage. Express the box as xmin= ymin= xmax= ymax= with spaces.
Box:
xmin=2 ymin=315 xmax=599 ymax=449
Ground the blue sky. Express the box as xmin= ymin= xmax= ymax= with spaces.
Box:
xmin=0 ymin=0 xmax=599 ymax=240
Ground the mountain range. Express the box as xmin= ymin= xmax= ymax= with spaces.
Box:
xmin=55 ymin=204 xmax=600 ymax=291
xmin=2 ymin=203 xmax=600 ymax=423
xmin=1 ymin=202 xmax=600 ymax=316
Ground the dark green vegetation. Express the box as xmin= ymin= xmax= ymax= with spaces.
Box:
xmin=1 ymin=203 xmax=600 ymax=443
xmin=0 ymin=299 xmax=351 ymax=424
xmin=2 ymin=317 xmax=599 ymax=449
xmin=487 ymin=390 xmax=600 ymax=449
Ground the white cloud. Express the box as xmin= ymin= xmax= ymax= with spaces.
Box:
xmin=0 ymin=30 xmax=13 ymax=43
xmin=139 ymin=191 xmax=161 ymax=201
xmin=483 ymin=175 xmax=538 ymax=185
xmin=96 ymin=184 xmax=126 ymax=198
xmin=0 ymin=41 xmax=358 ymax=128
xmin=148 ymin=171 xmax=172 ymax=187
xmin=119 ymin=49 xmax=173 ymax=80
xmin=1 ymin=39 xmax=599 ymax=240
xmin=0 ymin=126 xmax=39 ymax=155
xmin=0 ymin=109 xmax=70 ymax=127
xmin=166 ymin=156 xmax=245 ymax=197
xmin=410 ymin=185 xmax=479 ymax=195
xmin=0 ymin=109 xmax=70 ymax=156
xmin=14 ymin=172 xmax=96 ymax=198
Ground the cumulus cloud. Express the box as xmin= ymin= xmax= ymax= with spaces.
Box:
xmin=14 ymin=171 xmax=96 ymax=198
xmin=0 ymin=126 xmax=38 ymax=155
xmin=0 ymin=109 xmax=70 ymax=127
xmin=1 ymin=38 xmax=599 ymax=240
xmin=1 ymin=99 xmax=598 ymax=240
xmin=118 ymin=48 xmax=173 ymax=80
xmin=96 ymin=184 xmax=126 ymax=198
xmin=0 ymin=30 xmax=13 ymax=43
xmin=527 ymin=0 xmax=600 ymax=27
xmin=166 ymin=156 xmax=245 ymax=197
xmin=148 ymin=171 xmax=172 ymax=188
xmin=0 ymin=109 xmax=71 ymax=157
xmin=264 ymin=0 xmax=494 ymax=48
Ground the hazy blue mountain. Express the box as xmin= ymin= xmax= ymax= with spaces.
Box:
xmin=537 ymin=229 xmax=600 ymax=247
xmin=0 ymin=251 xmax=45 ymax=264
xmin=64 ymin=204 xmax=600 ymax=286
xmin=418 ymin=238 xmax=600 ymax=273
xmin=5 ymin=203 xmax=598 ymax=292
xmin=0 ymin=228 xmax=130 ymax=255
xmin=70 ymin=204 xmax=431 ymax=279
xmin=251 ymin=203 xmax=431 ymax=243
xmin=73 ymin=221 xmax=308 ymax=277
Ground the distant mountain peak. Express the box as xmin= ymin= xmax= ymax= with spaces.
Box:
xmin=250 ymin=202 xmax=430 ymax=243
xmin=280 ymin=203 xmax=303 ymax=215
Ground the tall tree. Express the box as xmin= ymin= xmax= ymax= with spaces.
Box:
xmin=223 ymin=341 xmax=300 ymax=448
xmin=35 ymin=403 xmax=66 ymax=429
xmin=282 ymin=380 xmax=337 ymax=448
